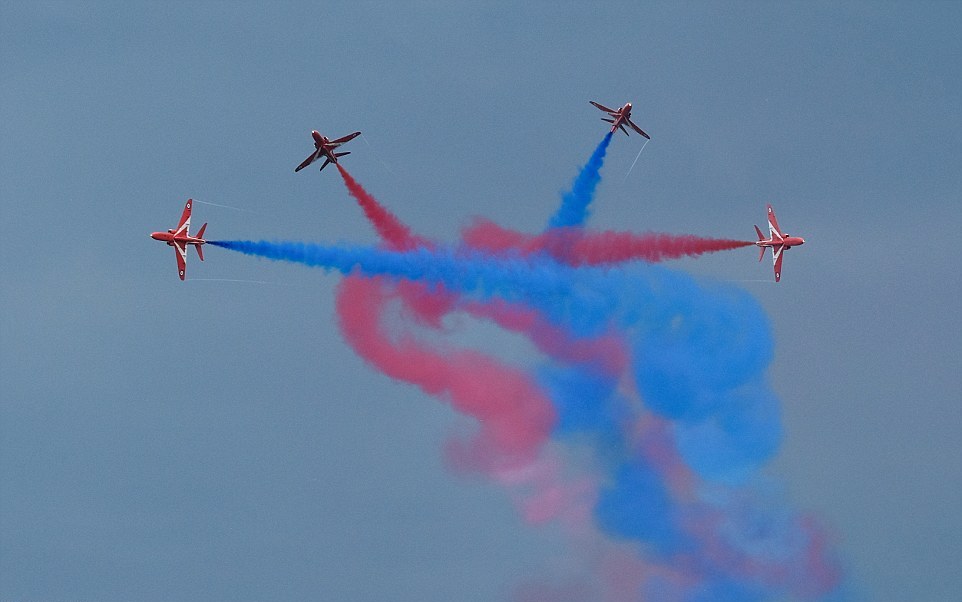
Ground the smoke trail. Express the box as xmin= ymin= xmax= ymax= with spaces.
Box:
xmin=463 ymin=218 xmax=753 ymax=266
xmin=209 ymin=241 xmax=577 ymax=323
xmin=332 ymin=161 xmax=630 ymax=385
xmin=336 ymin=276 xmax=556 ymax=470
xmin=325 ymin=169 xmax=613 ymax=534
xmin=458 ymin=128 xmax=746 ymax=264
xmin=213 ymin=235 xmax=842 ymax=598
xmin=569 ymin=231 xmax=753 ymax=264
xmin=458 ymin=297 xmax=628 ymax=378
xmin=546 ymin=132 xmax=613 ymax=230
xmin=336 ymin=164 xmax=425 ymax=250
xmin=212 ymin=238 xmax=776 ymax=474
xmin=214 ymin=132 xmax=844 ymax=598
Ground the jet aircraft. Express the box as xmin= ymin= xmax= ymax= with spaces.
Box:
xmin=294 ymin=130 xmax=361 ymax=172
xmin=754 ymin=204 xmax=805 ymax=282
xmin=150 ymin=199 xmax=207 ymax=281
xmin=589 ymin=101 xmax=650 ymax=139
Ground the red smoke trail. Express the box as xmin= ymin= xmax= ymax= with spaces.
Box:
xmin=461 ymin=218 xmax=546 ymax=254
xmin=568 ymin=231 xmax=754 ymax=265
xmin=393 ymin=279 xmax=457 ymax=329
xmin=459 ymin=298 xmax=628 ymax=378
xmin=336 ymin=276 xmax=556 ymax=470
xmin=492 ymin=452 xmax=597 ymax=527
xmin=462 ymin=218 xmax=753 ymax=266
xmin=339 ymin=272 xmax=612 ymax=527
xmin=337 ymin=164 xmax=427 ymax=250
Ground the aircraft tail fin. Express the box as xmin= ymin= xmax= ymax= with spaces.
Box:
xmin=195 ymin=243 xmax=205 ymax=262
xmin=196 ymin=223 xmax=207 ymax=239
xmin=319 ymin=158 xmax=332 ymax=171
xmin=754 ymin=225 xmax=766 ymax=261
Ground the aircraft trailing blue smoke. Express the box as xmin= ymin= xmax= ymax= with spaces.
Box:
xmin=546 ymin=132 xmax=613 ymax=230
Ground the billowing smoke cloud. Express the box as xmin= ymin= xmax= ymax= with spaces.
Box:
xmin=210 ymin=134 xmax=843 ymax=600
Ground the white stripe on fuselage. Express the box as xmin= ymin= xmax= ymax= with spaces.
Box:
xmin=768 ymin=218 xmax=783 ymax=241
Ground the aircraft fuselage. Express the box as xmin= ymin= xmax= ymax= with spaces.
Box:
xmin=150 ymin=231 xmax=206 ymax=246
xmin=755 ymin=235 xmax=805 ymax=249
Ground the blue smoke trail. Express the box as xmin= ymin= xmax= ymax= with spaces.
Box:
xmin=546 ymin=132 xmax=613 ymax=230
xmin=212 ymin=238 xmax=779 ymax=478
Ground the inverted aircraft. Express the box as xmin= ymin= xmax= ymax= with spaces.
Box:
xmin=589 ymin=101 xmax=650 ymax=139
xmin=754 ymin=204 xmax=805 ymax=282
xmin=294 ymin=130 xmax=362 ymax=172
xmin=150 ymin=199 xmax=207 ymax=281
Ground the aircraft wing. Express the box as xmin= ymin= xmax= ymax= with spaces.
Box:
xmin=590 ymin=101 xmax=617 ymax=114
xmin=330 ymin=131 xmax=361 ymax=145
xmin=174 ymin=199 xmax=192 ymax=236
xmin=174 ymin=241 xmax=188 ymax=281
xmin=767 ymin=204 xmax=784 ymax=240
xmin=772 ymin=244 xmax=784 ymax=282
xmin=295 ymin=151 xmax=318 ymax=172
xmin=626 ymin=118 xmax=651 ymax=139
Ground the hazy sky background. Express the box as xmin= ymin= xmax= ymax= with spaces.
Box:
xmin=2 ymin=2 xmax=960 ymax=601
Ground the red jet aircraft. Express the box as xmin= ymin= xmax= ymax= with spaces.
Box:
xmin=754 ymin=204 xmax=805 ymax=282
xmin=294 ymin=130 xmax=361 ymax=172
xmin=590 ymin=101 xmax=650 ymax=139
xmin=150 ymin=199 xmax=207 ymax=281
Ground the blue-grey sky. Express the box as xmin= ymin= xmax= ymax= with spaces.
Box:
xmin=2 ymin=2 xmax=960 ymax=601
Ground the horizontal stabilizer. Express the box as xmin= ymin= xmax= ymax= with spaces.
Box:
xmin=758 ymin=246 xmax=766 ymax=262
xmin=196 ymin=223 xmax=207 ymax=239
xmin=754 ymin=224 xmax=765 ymax=241
xmin=335 ymin=151 xmax=350 ymax=157
xmin=195 ymin=243 xmax=205 ymax=262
